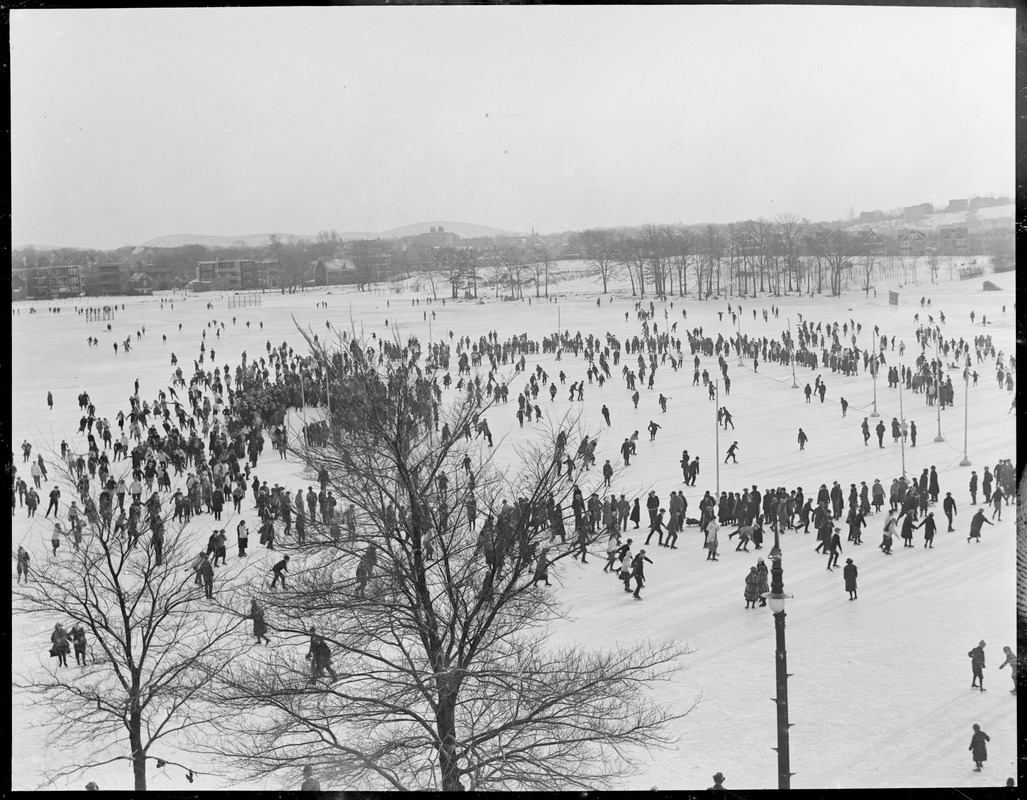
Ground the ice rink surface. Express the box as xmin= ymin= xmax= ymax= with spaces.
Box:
xmin=10 ymin=267 xmax=1017 ymax=790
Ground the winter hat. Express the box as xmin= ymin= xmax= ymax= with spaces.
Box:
xmin=757 ymin=558 xmax=764 ymax=563
xmin=713 ymin=773 xmax=725 ymax=783
xmin=846 ymin=558 xmax=853 ymax=564
xmin=979 ymin=640 xmax=986 ymax=647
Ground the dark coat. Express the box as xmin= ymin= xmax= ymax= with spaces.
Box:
xmin=843 ymin=563 xmax=857 ymax=591
xmin=969 ymin=730 xmax=989 ymax=762
xmin=744 ymin=569 xmax=761 ymax=602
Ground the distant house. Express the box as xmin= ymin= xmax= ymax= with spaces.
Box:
xmin=93 ymin=263 xmax=128 ymax=295
xmin=902 ymin=203 xmax=933 ymax=221
xmin=17 ymin=265 xmax=84 ymax=299
xmin=858 ymin=229 xmax=886 ymax=258
xmin=196 ymin=259 xmax=277 ymax=290
xmin=898 ymin=229 xmax=927 ymax=257
xmin=128 ymin=272 xmax=155 ymax=295
xmin=936 ymin=227 xmax=968 ymax=256
xmin=945 ymin=198 xmax=968 ymax=212
xmin=11 ymin=272 xmax=26 ymax=301
xmin=313 ymin=257 xmax=360 ymax=285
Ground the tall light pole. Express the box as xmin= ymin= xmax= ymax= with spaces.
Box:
xmin=933 ymin=339 xmax=944 ymax=443
xmin=736 ymin=313 xmax=744 ymax=367
xmin=714 ymin=379 xmax=720 ymax=498
xmin=763 ymin=524 xmax=793 ymax=790
xmin=788 ymin=317 xmax=798 ymax=389
xmin=869 ymin=353 xmax=880 ymax=417
xmin=898 ymin=363 xmax=906 ymax=478
xmin=960 ymin=360 xmax=972 ymax=466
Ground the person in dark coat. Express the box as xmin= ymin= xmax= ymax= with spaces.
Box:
xmin=629 ymin=498 xmax=641 ymax=529
xmin=51 ymin=623 xmax=71 ymax=667
xmin=198 ymin=553 xmax=215 ymax=599
xmin=843 ymin=559 xmax=858 ymax=600
xmin=248 ymin=599 xmax=270 ymax=645
xmin=968 ymin=509 xmax=992 ymax=543
xmin=826 ymin=527 xmax=843 ymax=568
xmin=915 ymin=512 xmax=937 ymax=548
xmin=755 ymin=558 xmax=769 ymax=605
xmin=969 ymin=471 xmax=978 ymax=504
xmin=942 ymin=492 xmax=957 ymax=532
xmin=744 ymin=566 xmax=761 ymax=608
xmin=269 ymin=555 xmax=290 ymax=589
xmin=709 ymin=772 xmax=726 ymax=791
xmin=630 ymin=550 xmax=652 ymax=599
xmin=969 ymin=724 xmax=990 ymax=771
xmin=900 ymin=513 xmax=916 ymax=548
xmin=968 ymin=640 xmax=986 ymax=690
xmin=928 ymin=466 xmax=940 ymax=503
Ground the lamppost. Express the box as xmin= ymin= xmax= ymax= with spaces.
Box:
xmin=898 ymin=363 xmax=906 ymax=478
xmin=869 ymin=354 xmax=880 ymax=417
xmin=736 ymin=313 xmax=744 ymax=367
xmin=762 ymin=524 xmax=793 ymax=790
xmin=933 ymin=339 xmax=944 ymax=443
xmin=788 ymin=317 xmax=798 ymax=389
xmin=960 ymin=359 xmax=972 ymax=467
xmin=714 ymin=379 xmax=720 ymax=497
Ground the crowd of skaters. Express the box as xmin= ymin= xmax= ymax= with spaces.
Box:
xmin=10 ymin=291 xmax=1016 ymax=723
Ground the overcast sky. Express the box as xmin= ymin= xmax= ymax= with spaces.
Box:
xmin=11 ymin=6 xmax=1015 ymax=249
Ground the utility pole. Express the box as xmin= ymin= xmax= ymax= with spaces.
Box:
xmin=715 ymin=379 xmax=720 ymax=497
xmin=788 ymin=317 xmax=798 ymax=388
xmin=960 ymin=359 xmax=972 ymax=466
xmin=870 ymin=354 xmax=880 ymax=417
xmin=898 ymin=363 xmax=906 ymax=478
xmin=934 ymin=339 xmax=944 ymax=442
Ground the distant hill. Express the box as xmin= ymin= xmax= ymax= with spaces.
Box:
xmin=842 ymin=204 xmax=1013 ymax=234
xmin=139 ymin=232 xmax=319 ymax=249
xmin=379 ymin=221 xmax=520 ymax=239
xmin=138 ymin=221 xmax=521 ymax=249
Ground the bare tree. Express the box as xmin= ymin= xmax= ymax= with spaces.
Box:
xmin=667 ymin=228 xmax=694 ymax=296
xmin=822 ymin=229 xmax=859 ymax=296
xmin=13 ymin=460 xmax=248 ymax=790
xmin=579 ymin=229 xmax=617 ymax=294
xmin=528 ymin=240 xmax=555 ymax=298
xmin=200 ymin=330 xmax=694 ymax=791
xmin=641 ymin=225 xmax=669 ymax=297
xmin=926 ymin=249 xmax=941 ymax=284
xmin=776 ymin=215 xmax=805 ymax=294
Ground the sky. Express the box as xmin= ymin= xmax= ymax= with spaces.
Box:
xmin=10 ymin=6 xmax=1016 ymax=249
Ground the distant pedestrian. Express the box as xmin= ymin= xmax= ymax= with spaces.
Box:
xmin=724 ymin=442 xmax=738 ymax=463
xmin=269 ymin=555 xmax=290 ymax=589
xmin=301 ymin=765 xmax=321 ymax=791
xmin=797 ymin=429 xmax=808 ymax=451
xmin=248 ymin=599 xmax=270 ymax=645
xmin=843 ymin=558 xmax=858 ymax=600
xmin=709 ymin=772 xmax=726 ymax=791
xmin=969 ymin=724 xmax=990 ymax=771
xmin=968 ymin=640 xmax=986 ymax=690
xmin=998 ymin=646 xmax=1017 ymax=694
xmin=968 ymin=508 xmax=992 ymax=543
xmin=630 ymin=549 xmax=652 ymax=599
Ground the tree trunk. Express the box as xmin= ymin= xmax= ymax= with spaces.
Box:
xmin=129 ymin=712 xmax=147 ymax=791
xmin=437 ymin=691 xmax=461 ymax=790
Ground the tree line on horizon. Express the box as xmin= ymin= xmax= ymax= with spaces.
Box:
xmin=9 ymin=213 xmax=1012 ymax=300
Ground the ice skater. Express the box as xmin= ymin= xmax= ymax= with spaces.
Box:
xmin=968 ymin=640 xmax=986 ymax=691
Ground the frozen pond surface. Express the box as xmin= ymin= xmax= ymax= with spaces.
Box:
xmin=10 ymin=268 xmax=1017 ymax=790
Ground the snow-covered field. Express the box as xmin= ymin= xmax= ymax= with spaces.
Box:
xmin=10 ymin=267 xmax=1017 ymax=790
